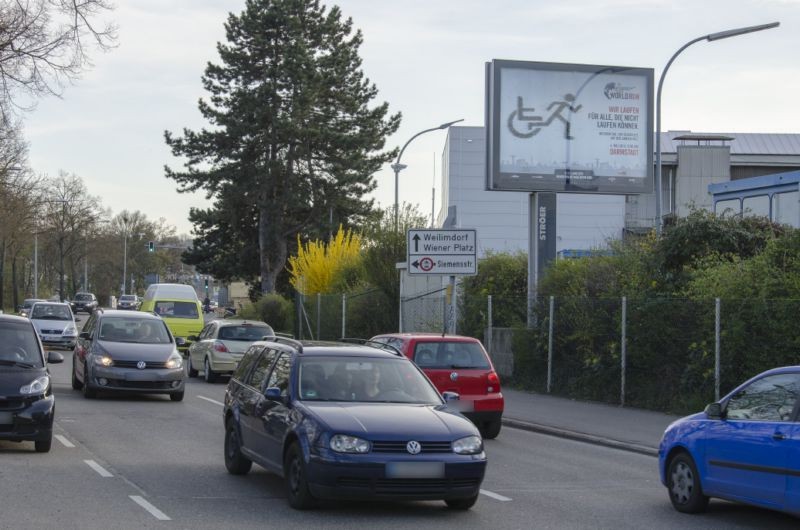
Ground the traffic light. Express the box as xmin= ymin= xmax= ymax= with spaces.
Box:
xmin=204 ymin=278 xmax=209 ymax=292
xmin=148 ymin=241 xmax=155 ymax=252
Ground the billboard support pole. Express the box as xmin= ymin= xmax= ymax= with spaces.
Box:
xmin=528 ymin=192 xmax=557 ymax=328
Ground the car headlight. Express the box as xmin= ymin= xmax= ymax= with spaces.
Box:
xmin=94 ymin=355 xmax=113 ymax=367
xmin=165 ymin=352 xmax=183 ymax=369
xmin=330 ymin=434 xmax=370 ymax=454
xmin=20 ymin=375 xmax=50 ymax=395
xmin=63 ymin=325 xmax=77 ymax=336
xmin=453 ymin=435 xmax=483 ymax=455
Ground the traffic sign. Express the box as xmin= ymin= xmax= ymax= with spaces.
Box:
xmin=407 ymin=229 xmax=477 ymax=275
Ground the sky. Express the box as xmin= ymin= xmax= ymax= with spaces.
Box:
xmin=24 ymin=0 xmax=800 ymax=236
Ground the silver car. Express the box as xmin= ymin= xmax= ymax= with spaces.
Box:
xmin=187 ymin=320 xmax=274 ymax=383
xmin=29 ymin=302 xmax=78 ymax=349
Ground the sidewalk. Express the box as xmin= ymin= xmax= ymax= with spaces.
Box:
xmin=501 ymin=388 xmax=682 ymax=456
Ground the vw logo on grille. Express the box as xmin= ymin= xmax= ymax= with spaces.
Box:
xmin=136 ymin=361 xmax=146 ymax=370
xmin=406 ymin=440 xmax=421 ymax=455
xmin=450 ymin=371 xmax=458 ymax=381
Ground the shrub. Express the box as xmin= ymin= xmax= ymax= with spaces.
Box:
xmin=238 ymin=293 xmax=294 ymax=334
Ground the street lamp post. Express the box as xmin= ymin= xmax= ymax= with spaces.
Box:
xmin=392 ymin=119 xmax=464 ymax=233
xmin=655 ymin=21 xmax=779 ymax=234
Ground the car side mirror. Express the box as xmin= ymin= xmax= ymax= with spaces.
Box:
xmin=175 ymin=337 xmax=187 ymax=346
xmin=442 ymin=391 xmax=460 ymax=402
xmin=704 ymin=402 xmax=723 ymax=420
xmin=47 ymin=351 xmax=64 ymax=364
xmin=264 ymin=387 xmax=286 ymax=403
xmin=79 ymin=331 xmax=91 ymax=340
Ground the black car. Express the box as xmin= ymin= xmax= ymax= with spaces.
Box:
xmin=70 ymin=292 xmax=98 ymax=314
xmin=71 ymin=310 xmax=185 ymax=401
xmin=0 ymin=314 xmax=64 ymax=452
xmin=223 ymin=339 xmax=487 ymax=510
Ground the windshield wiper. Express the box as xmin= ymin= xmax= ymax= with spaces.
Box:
xmin=0 ymin=359 xmax=36 ymax=368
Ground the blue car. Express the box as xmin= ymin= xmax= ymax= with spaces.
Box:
xmin=659 ymin=366 xmax=800 ymax=515
xmin=223 ymin=338 xmax=487 ymax=510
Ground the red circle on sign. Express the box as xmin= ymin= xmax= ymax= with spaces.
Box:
xmin=419 ymin=257 xmax=434 ymax=272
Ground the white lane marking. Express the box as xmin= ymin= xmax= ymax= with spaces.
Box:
xmin=480 ymin=489 xmax=512 ymax=502
xmin=198 ymin=395 xmax=224 ymax=407
xmin=84 ymin=459 xmax=113 ymax=478
xmin=130 ymin=495 xmax=171 ymax=521
xmin=54 ymin=435 xmax=75 ymax=448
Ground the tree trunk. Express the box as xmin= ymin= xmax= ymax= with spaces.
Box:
xmin=11 ymin=253 xmax=19 ymax=310
xmin=0 ymin=239 xmax=5 ymax=309
xmin=258 ymin=205 xmax=288 ymax=294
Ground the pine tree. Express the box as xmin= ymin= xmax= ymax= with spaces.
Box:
xmin=165 ymin=0 xmax=400 ymax=293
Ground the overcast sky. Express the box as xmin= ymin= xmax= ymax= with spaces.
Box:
xmin=24 ymin=0 xmax=799 ymax=235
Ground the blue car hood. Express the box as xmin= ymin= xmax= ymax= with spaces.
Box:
xmin=303 ymin=402 xmax=477 ymax=440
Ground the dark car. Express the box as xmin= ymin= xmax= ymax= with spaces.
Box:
xmin=70 ymin=292 xmax=98 ymax=314
xmin=71 ymin=310 xmax=185 ymax=401
xmin=371 ymin=333 xmax=504 ymax=439
xmin=117 ymin=294 xmax=141 ymax=311
xmin=17 ymin=298 xmax=46 ymax=318
xmin=0 ymin=314 xmax=64 ymax=452
xmin=659 ymin=366 xmax=800 ymax=516
xmin=223 ymin=339 xmax=487 ymax=510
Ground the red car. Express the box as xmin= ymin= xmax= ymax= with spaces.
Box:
xmin=370 ymin=333 xmax=504 ymax=439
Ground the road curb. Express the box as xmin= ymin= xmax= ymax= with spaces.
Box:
xmin=502 ymin=417 xmax=659 ymax=457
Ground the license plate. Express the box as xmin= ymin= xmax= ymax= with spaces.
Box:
xmin=385 ymin=461 xmax=445 ymax=479
xmin=0 ymin=411 xmax=13 ymax=425
xmin=449 ymin=399 xmax=474 ymax=413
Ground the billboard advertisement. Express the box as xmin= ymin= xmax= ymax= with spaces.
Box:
xmin=486 ymin=60 xmax=654 ymax=194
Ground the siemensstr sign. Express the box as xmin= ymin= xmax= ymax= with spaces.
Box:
xmin=406 ymin=229 xmax=477 ymax=276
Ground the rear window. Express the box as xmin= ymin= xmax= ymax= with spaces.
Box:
xmin=155 ymin=301 xmax=199 ymax=319
xmin=219 ymin=325 xmax=274 ymax=341
xmin=413 ymin=341 xmax=490 ymax=370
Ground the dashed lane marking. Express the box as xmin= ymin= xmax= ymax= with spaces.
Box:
xmin=480 ymin=489 xmax=513 ymax=502
xmin=84 ymin=459 xmax=113 ymax=477
xmin=197 ymin=395 xmax=224 ymax=407
xmin=130 ymin=495 xmax=171 ymax=521
xmin=55 ymin=435 xmax=75 ymax=448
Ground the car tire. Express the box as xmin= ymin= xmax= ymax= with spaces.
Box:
xmin=284 ymin=442 xmax=314 ymax=510
xmin=204 ymin=357 xmax=217 ymax=383
xmin=187 ymin=356 xmax=198 ymax=378
xmin=34 ymin=436 xmax=53 ymax=453
xmin=224 ymin=419 xmax=252 ymax=475
xmin=481 ymin=418 xmax=502 ymax=440
xmin=170 ymin=391 xmax=185 ymax=402
xmin=445 ymin=494 xmax=479 ymax=510
xmin=82 ymin=363 xmax=97 ymax=399
xmin=667 ymin=452 xmax=709 ymax=513
xmin=71 ymin=363 xmax=83 ymax=390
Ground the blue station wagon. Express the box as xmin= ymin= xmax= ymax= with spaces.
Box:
xmin=659 ymin=366 xmax=800 ymax=516
xmin=223 ymin=339 xmax=487 ymax=510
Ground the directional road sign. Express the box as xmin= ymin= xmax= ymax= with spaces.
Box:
xmin=407 ymin=229 xmax=477 ymax=275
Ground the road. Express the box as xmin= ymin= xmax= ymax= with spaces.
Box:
xmin=2 ymin=349 xmax=798 ymax=529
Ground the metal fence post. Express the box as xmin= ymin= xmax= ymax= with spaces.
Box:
xmin=715 ymin=298 xmax=721 ymax=402
xmin=341 ymin=294 xmax=346 ymax=339
xmin=621 ymin=296 xmax=627 ymax=407
xmin=547 ymin=295 xmax=554 ymax=394
xmin=316 ymin=293 xmax=321 ymax=340
xmin=487 ymin=295 xmax=493 ymax=353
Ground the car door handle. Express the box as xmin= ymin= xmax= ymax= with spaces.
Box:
xmin=773 ymin=432 xmax=787 ymax=441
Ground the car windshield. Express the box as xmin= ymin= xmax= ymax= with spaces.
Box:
xmin=413 ymin=341 xmax=491 ymax=370
xmin=154 ymin=301 xmax=198 ymax=319
xmin=120 ymin=295 xmax=136 ymax=301
xmin=99 ymin=317 xmax=171 ymax=344
xmin=298 ymin=357 xmax=442 ymax=404
xmin=75 ymin=294 xmax=93 ymax=301
xmin=0 ymin=321 xmax=43 ymax=368
xmin=218 ymin=324 xmax=274 ymax=341
xmin=30 ymin=304 xmax=72 ymax=321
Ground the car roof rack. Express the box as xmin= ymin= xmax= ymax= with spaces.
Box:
xmin=339 ymin=338 xmax=403 ymax=357
xmin=262 ymin=335 xmax=303 ymax=354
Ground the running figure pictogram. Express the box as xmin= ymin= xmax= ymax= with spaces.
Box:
xmin=507 ymin=94 xmax=583 ymax=140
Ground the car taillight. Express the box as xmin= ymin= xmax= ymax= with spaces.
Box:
xmin=213 ymin=341 xmax=229 ymax=353
xmin=487 ymin=371 xmax=500 ymax=393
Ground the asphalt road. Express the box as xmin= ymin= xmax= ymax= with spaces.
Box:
xmin=2 ymin=349 xmax=798 ymax=529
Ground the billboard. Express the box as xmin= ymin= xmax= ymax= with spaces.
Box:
xmin=486 ymin=60 xmax=654 ymax=194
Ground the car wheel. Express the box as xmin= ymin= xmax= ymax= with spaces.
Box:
xmin=284 ymin=442 xmax=314 ymax=510
xmin=480 ymin=418 xmax=502 ymax=440
xmin=186 ymin=355 xmax=198 ymax=378
xmin=224 ymin=419 xmax=252 ymax=475
xmin=71 ymin=362 xmax=83 ymax=390
xmin=667 ymin=453 xmax=709 ymax=513
xmin=82 ymin=363 xmax=97 ymax=399
xmin=445 ymin=494 xmax=479 ymax=510
xmin=204 ymin=357 xmax=217 ymax=383
xmin=34 ymin=436 xmax=53 ymax=453
xmin=170 ymin=391 xmax=185 ymax=402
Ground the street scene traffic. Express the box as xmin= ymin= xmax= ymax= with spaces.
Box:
xmin=2 ymin=0 xmax=800 ymax=528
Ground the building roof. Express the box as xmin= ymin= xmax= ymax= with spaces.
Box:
xmin=661 ymin=131 xmax=800 ymax=155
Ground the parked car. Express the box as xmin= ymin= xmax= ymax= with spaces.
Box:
xmin=117 ymin=294 xmax=141 ymax=311
xmin=29 ymin=302 xmax=79 ymax=350
xmin=70 ymin=292 xmax=99 ymax=314
xmin=139 ymin=283 xmax=203 ymax=353
xmin=223 ymin=339 xmax=487 ymax=510
xmin=187 ymin=319 xmax=275 ymax=383
xmin=659 ymin=366 xmax=800 ymax=516
xmin=17 ymin=298 xmax=46 ymax=318
xmin=370 ymin=333 xmax=504 ymax=439
xmin=71 ymin=309 xmax=185 ymax=401
xmin=0 ymin=314 xmax=64 ymax=452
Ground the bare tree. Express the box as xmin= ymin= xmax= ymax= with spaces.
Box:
xmin=0 ymin=0 xmax=117 ymax=114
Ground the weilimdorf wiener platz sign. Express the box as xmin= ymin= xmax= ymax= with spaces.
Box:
xmin=407 ymin=229 xmax=477 ymax=276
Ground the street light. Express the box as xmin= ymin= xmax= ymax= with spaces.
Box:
xmin=392 ymin=119 xmax=464 ymax=233
xmin=655 ymin=21 xmax=779 ymax=234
